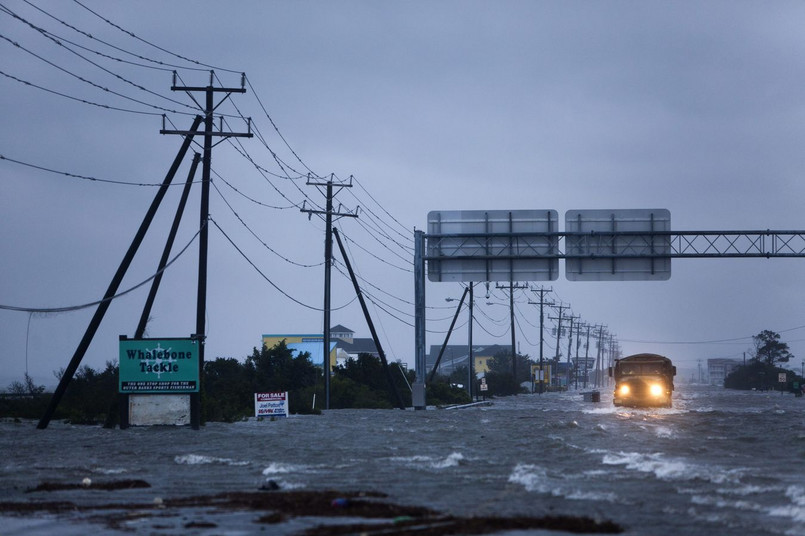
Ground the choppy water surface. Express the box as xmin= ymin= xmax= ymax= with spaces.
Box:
xmin=3 ymin=384 xmax=805 ymax=535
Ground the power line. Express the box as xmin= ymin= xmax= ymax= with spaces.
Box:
xmin=211 ymin=166 xmax=299 ymax=210
xmin=0 ymin=68 xmax=162 ymax=116
xmin=72 ymin=0 xmax=242 ymax=74
xmin=244 ymin=75 xmax=320 ymax=176
xmin=210 ymin=217 xmax=353 ymax=312
xmin=211 ymin=180 xmax=323 ymax=268
xmin=0 ymin=31 xmax=194 ymax=116
xmin=0 ymin=3 xmax=196 ymax=111
xmin=22 ymin=0 xmax=209 ymax=72
xmin=0 ymin=225 xmax=202 ymax=313
xmin=0 ymin=153 xmax=194 ymax=186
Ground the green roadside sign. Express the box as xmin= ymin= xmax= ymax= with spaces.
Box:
xmin=119 ymin=337 xmax=199 ymax=393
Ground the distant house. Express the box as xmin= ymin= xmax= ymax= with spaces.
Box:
xmin=708 ymin=358 xmax=742 ymax=386
xmin=262 ymin=325 xmax=382 ymax=369
xmin=426 ymin=344 xmax=512 ymax=377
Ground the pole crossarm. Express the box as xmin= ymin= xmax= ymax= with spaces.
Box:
xmin=425 ymin=230 xmax=805 ymax=260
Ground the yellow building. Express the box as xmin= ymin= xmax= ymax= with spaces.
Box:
xmin=426 ymin=344 xmax=511 ymax=376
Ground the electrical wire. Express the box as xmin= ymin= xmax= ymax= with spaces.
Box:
xmin=72 ymin=0 xmax=242 ymax=74
xmin=0 ymin=32 xmax=194 ymax=116
xmin=211 ymin=180 xmax=323 ymax=268
xmin=245 ymin=74 xmax=320 ymax=176
xmin=212 ymin=166 xmax=299 ymax=210
xmin=0 ymin=153 xmax=195 ymax=186
xmin=0 ymin=3 xmax=197 ymax=111
xmin=210 ymin=217 xmax=354 ymax=312
xmin=0 ymin=68 xmax=163 ymax=116
xmin=24 ymin=0 xmax=209 ymax=72
xmin=0 ymin=225 xmax=202 ymax=313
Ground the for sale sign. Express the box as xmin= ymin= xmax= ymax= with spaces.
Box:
xmin=255 ymin=392 xmax=289 ymax=418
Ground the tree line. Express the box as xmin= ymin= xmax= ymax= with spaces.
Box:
xmin=1 ymin=341 xmax=472 ymax=424
xmin=724 ymin=330 xmax=804 ymax=392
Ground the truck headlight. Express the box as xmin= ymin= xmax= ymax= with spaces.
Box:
xmin=649 ymin=383 xmax=664 ymax=396
xmin=619 ymin=384 xmax=630 ymax=396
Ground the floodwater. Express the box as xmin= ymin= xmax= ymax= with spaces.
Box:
xmin=2 ymin=384 xmax=805 ymax=535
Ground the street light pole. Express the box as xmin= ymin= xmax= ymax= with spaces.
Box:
xmin=468 ymin=283 xmax=474 ymax=400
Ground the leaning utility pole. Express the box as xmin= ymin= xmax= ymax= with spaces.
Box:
xmin=529 ymin=286 xmax=553 ymax=394
xmin=37 ymin=115 xmax=204 ymax=430
xmin=162 ymin=71 xmax=252 ymax=429
xmin=301 ymin=174 xmax=358 ymax=410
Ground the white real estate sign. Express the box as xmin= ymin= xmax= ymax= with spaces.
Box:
xmin=254 ymin=392 xmax=289 ymax=418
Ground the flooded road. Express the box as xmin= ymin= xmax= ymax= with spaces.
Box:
xmin=2 ymin=384 xmax=804 ymax=535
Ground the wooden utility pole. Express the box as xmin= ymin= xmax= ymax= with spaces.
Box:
xmin=496 ymin=282 xmax=527 ymax=382
xmin=301 ymin=175 xmax=358 ymax=410
xmin=529 ymin=286 xmax=553 ymax=394
xmin=549 ymin=302 xmax=568 ymax=389
xmin=162 ymin=71 xmax=252 ymax=428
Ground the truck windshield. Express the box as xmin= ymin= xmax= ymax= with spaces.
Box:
xmin=620 ymin=363 xmax=663 ymax=375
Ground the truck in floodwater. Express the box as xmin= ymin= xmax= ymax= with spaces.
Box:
xmin=609 ymin=353 xmax=676 ymax=408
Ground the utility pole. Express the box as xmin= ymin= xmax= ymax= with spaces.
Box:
xmin=583 ymin=324 xmax=592 ymax=388
xmin=301 ymin=174 xmax=358 ymax=410
xmin=160 ymin=71 xmax=252 ymax=429
xmin=549 ymin=302 xmax=568 ymax=390
xmin=594 ymin=325 xmax=606 ymax=388
xmin=468 ymin=283 xmax=475 ymax=400
xmin=497 ymin=282 xmax=528 ymax=383
xmin=529 ymin=286 xmax=553 ymax=394
xmin=565 ymin=314 xmax=579 ymax=390
xmin=606 ymin=334 xmax=617 ymax=388
xmin=574 ymin=321 xmax=584 ymax=389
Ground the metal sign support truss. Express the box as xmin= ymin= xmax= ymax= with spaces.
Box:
xmin=425 ymin=230 xmax=805 ymax=261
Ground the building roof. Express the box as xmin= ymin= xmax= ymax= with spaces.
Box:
xmin=331 ymin=324 xmax=354 ymax=334
xmin=336 ymin=338 xmax=379 ymax=355
xmin=426 ymin=344 xmax=513 ymax=363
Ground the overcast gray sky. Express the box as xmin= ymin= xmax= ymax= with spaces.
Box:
xmin=3 ymin=0 xmax=805 ymax=388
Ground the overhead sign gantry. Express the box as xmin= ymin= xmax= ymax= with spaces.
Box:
xmin=413 ymin=208 xmax=805 ymax=408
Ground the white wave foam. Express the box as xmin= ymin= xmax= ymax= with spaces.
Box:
xmin=91 ymin=467 xmax=128 ymax=475
xmin=390 ymin=452 xmax=465 ymax=469
xmin=261 ymin=462 xmax=310 ymax=475
xmin=653 ymin=425 xmax=675 ymax=439
xmin=564 ymin=489 xmax=618 ymax=502
xmin=690 ymin=493 xmax=763 ymax=512
xmin=508 ymin=463 xmax=549 ymax=493
xmin=770 ymin=485 xmax=805 ymax=522
xmin=174 ymin=454 xmax=249 ymax=466
xmin=602 ymin=451 xmax=739 ymax=484
xmin=508 ymin=463 xmax=618 ymax=503
xmin=433 ymin=452 xmax=464 ymax=468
